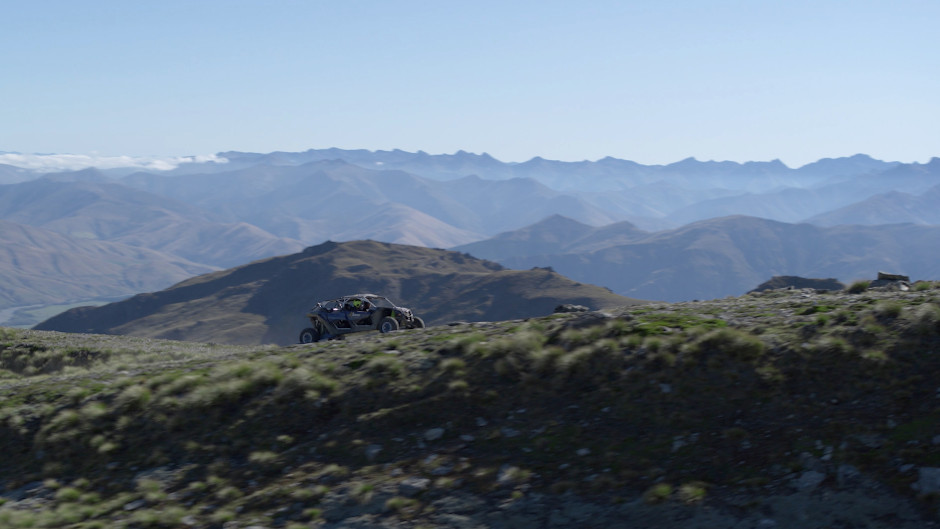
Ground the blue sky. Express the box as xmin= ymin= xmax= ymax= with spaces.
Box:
xmin=2 ymin=0 xmax=938 ymax=168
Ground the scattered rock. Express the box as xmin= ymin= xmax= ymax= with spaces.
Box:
xmin=562 ymin=311 xmax=612 ymax=329
xmin=795 ymin=470 xmax=826 ymax=491
xmin=398 ymin=477 xmax=430 ymax=497
xmin=749 ymin=276 xmax=846 ymax=293
xmin=913 ymin=467 xmax=940 ymax=494
xmin=554 ymin=304 xmax=589 ymax=313
xmin=501 ymin=427 xmax=521 ymax=438
xmin=836 ymin=465 xmax=863 ymax=489
xmin=870 ymin=271 xmax=911 ymax=290
xmin=123 ymin=499 xmax=147 ymax=511
xmin=877 ymin=271 xmax=910 ymax=282
xmin=430 ymin=465 xmax=452 ymax=476
xmin=365 ymin=444 xmax=382 ymax=461
xmin=424 ymin=428 xmax=445 ymax=441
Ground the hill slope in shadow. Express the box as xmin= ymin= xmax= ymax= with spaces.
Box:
xmin=35 ymin=240 xmax=644 ymax=345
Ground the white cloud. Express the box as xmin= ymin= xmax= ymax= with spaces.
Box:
xmin=0 ymin=153 xmax=229 ymax=172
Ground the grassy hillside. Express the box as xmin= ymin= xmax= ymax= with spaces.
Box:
xmin=35 ymin=240 xmax=641 ymax=345
xmin=3 ymin=282 xmax=940 ymax=527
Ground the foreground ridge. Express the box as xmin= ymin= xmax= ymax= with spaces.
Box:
xmin=2 ymin=282 xmax=940 ymax=527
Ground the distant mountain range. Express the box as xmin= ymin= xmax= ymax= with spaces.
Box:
xmin=455 ymin=215 xmax=940 ymax=301
xmin=0 ymin=178 xmax=305 ymax=268
xmin=3 ymin=148 xmax=940 ymax=324
xmin=35 ymin=240 xmax=642 ymax=345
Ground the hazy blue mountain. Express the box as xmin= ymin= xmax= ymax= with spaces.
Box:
xmin=663 ymin=187 xmax=864 ymax=226
xmin=205 ymin=149 xmax=910 ymax=192
xmin=454 ymin=215 xmax=646 ymax=261
xmin=0 ymin=163 xmax=34 ymax=185
xmin=459 ymin=215 xmax=940 ymax=302
xmin=0 ymin=219 xmax=214 ymax=311
xmin=41 ymin=167 xmax=113 ymax=183
xmin=793 ymin=153 xmax=900 ymax=179
xmin=121 ymin=160 xmax=620 ymax=239
xmin=662 ymin=159 xmax=940 ymax=226
xmin=806 ymin=184 xmax=940 ymax=226
xmin=847 ymin=157 xmax=940 ymax=194
xmin=14 ymin=149 xmax=939 ymax=231
xmin=0 ymin=178 xmax=304 ymax=268
xmin=174 ymin=150 xmax=939 ymax=228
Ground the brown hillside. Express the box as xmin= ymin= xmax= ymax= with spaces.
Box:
xmin=0 ymin=219 xmax=215 ymax=309
xmin=35 ymin=240 xmax=645 ymax=345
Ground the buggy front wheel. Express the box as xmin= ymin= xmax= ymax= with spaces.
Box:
xmin=379 ymin=317 xmax=400 ymax=333
xmin=299 ymin=327 xmax=320 ymax=344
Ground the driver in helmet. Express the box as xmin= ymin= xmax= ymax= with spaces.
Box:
xmin=346 ymin=297 xmax=370 ymax=324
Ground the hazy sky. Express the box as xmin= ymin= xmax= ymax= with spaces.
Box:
xmin=3 ymin=0 xmax=938 ymax=167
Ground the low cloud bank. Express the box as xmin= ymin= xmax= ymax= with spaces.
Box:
xmin=0 ymin=153 xmax=228 ymax=172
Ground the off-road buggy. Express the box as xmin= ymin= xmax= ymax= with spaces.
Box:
xmin=298 ymin=294 xmax=425 ymax=343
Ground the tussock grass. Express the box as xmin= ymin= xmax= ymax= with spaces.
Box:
xmin=2 ymin=285 xmax=940 ymax=525
xmin=847 ymin=280 xmax=871 ymax=293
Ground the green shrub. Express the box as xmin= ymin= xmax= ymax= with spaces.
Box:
xmin=439 ymin=357 xmax=466 ymax=373
xmin=847 ymin=280 xmax=870 ymax=294
xmin=872 ymin=301 xmax=903 ymax=320
xmin=488 ymin=331 xmax=546 ymax=359
xmin=352 ymin=483 xmax=374 ymax=503
xmin=365 ymin=356 xmax=404 ymax=377
xmin=643 ymin=482 xmax=673 ymax=504
xmin=448 ymin=379 xmax=469 ymax=392
xmin=385 ymin=496 xmax=418 ymax=513
xmin=557 ymin=343 xmax=625 ymax=383
xmin=55 ymin=487 xmax=82 ymax=502
xmin=813 ymin=336 xmax=851 ymax=356
xmin=528 ymin=346 xmax=565 ymax=375
xmin=906 ymin=303 xmax=940 ymax=336
xmin=678 ymin=482 xmax=708 ymax=504
xmin=692 ymin=328 xmax=765 ymax=361
xmin=215 ymin=486 xmax=243 ymax=501
xmin=115 ymin=384 xmax=152 ymax=412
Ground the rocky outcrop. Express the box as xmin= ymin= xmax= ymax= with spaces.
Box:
xmin=749 ymin=276 xmax=846 ymax=293
xmin=870 ymin=271 xmax=912 ymax=291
